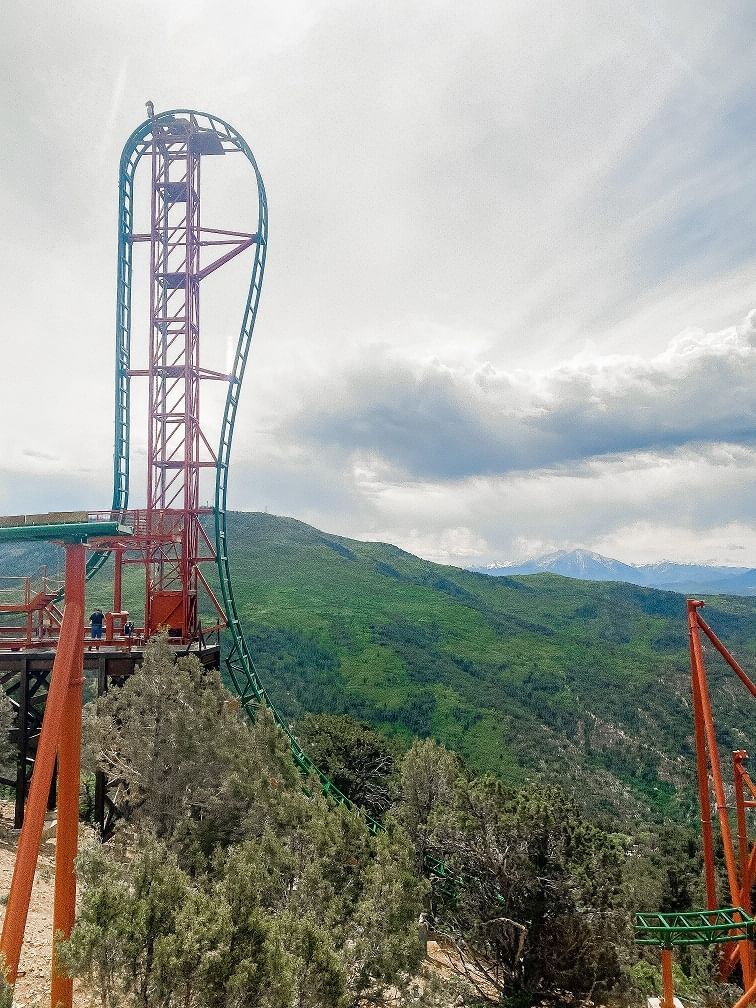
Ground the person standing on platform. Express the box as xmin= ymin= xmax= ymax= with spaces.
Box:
xmin=89 ymin=608 xmax=105 ymax=648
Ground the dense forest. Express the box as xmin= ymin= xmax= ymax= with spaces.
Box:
xmin=217 ymin=512 xmax=754 ymax=829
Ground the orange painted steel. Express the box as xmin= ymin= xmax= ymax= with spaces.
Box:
xmin=734 ymin=975 xmax=756 ymax=1008
xmin=688 ymin=602 xmax=741 ymax=905
xmin=735 ymin=752 xmax=754 ymax=913
xmin=687 ymin=600 xmax=755 ymax=993
xmin=688 ymin=601 xmax=718 ymax=910
xmin=0 ymin=542 xmax=85 ymax=1008
xmin=661 ymin=948 xmax=675 ymax=1008
xmin=50 ymin=544 xmax=85 ymax=1008
xmin=733 ymin=752 xmax=755 ymax=987
xmin=697 ymin=614 xmax=756 ymax=697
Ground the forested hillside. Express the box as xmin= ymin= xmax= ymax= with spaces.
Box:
xmin=220 ymin=512 xmax=755 ymax=827
xmin=1 ymin=513 xmax=753 ymax=1003
xmin=2 ymin=511 xmax=753 ymax=827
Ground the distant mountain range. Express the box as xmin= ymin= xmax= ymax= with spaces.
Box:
xmin=471 ymin=548 xmax=756 ymax=597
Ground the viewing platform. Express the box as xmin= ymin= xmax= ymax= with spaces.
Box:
xmin=0 ymin=511 xmax=221 ymax=830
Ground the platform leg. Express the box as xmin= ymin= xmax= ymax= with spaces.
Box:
xmin=13 ymin=658 xmax=29 ymax=829
xmin=0 ymin=543 xmax=85 ymax=997
xmin=734 ymin=975 xmax=756 ymax=1008
xmin=661 ymin=948 xmax=674 ymax=1008
xmin=51 ymin=545 xmax=85 ymax=1008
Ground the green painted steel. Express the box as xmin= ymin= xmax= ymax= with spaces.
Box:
xmin=0 ymin=523 xmax=130 ymax=545
xmin=635 ymin=907 xmax=756 ymax=948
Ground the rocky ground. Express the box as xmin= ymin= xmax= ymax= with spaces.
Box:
xmin=0 ymin=802 xmax=95 ymax=1008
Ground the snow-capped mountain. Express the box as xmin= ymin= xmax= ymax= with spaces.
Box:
xmin=472 ymin=549 xmax=756 ymax=597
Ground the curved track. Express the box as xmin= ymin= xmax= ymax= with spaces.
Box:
xmin=109 ymin=110 xmax=377 ymax=829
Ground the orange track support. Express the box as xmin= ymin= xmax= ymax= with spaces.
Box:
xmin=0 ymin=542 xmax=85 ymax=1008
xmin=688 ymin=602 xmax=741 ymax=904
xmin=661 ymin=948 xmax=675 ymax=1008
xmin=688 ymin=601 xmax=718 ymax=910
xmin=51 ymin=545 xmax=85 ymax=1008
xmin=734 ymin=976 xmax=756 ymax=1008
xmin=687 ymin=600 xmax=755 ymax=994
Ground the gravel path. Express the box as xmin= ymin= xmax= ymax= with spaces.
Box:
xmin=0 ymin=803 xmax=95 ymax=1008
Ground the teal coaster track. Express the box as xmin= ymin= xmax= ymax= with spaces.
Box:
xmin=98 ymin=109 xmax=381 ymax=832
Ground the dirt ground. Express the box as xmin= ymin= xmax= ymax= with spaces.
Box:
xmin=0 ymin=802 xmax=95 ymax=1008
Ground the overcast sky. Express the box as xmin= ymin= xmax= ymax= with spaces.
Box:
xmin=1 ymin=1 xmax=754 ymax=567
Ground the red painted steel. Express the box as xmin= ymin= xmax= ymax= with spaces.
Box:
xmin=0 ymin=117 xmax=258 ymax=653
xmin=119 ymin=117 xmax=256 ymax=644
xmin=0 ymin=570 xmax=62 ymax=648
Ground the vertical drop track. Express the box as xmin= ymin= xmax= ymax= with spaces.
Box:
xmin=108 ymin=109 xmax=374 ymax=823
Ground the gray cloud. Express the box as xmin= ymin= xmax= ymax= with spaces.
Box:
xmin=283 ymin=312 xmax=756 ymax=478
xmin=226 ymin=437 xmax=756 ymax=566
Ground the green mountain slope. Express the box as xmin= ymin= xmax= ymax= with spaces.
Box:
xmin=1 ymin=511 xmax=753 ymax=826
xmin=222 ymin=512 xmax=755 ymax=824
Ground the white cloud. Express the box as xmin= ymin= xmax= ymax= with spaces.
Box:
xmin=0 ymin=1 xmax=754 ymax=567
xmin=226 ymin=435 xmax=755 ymax=567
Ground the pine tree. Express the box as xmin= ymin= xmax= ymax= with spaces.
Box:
xmin=65 ymin=638 xmax=430 ymax=1007
xmin=296 ymin=712 xmax=399 ymax=818
xmin=396 ymin=738 xmax=628 ymax=1003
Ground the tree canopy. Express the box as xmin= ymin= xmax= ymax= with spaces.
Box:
xmin=63 ymin=637 xmax=720 ymax=1007
xmin=66 ymin=639 xmax=429 ymax=1008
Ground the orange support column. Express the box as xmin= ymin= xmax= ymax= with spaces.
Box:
xmin=0 ymin=542 xmax=85 ymax=1003
xmin=733 ymin=975 xmax=756 ymax=1008
xmin=51 ymin=544 xmax=85 ymax=1008
xmin=688 ymin=601 xmax=718 ymax=910
xmin=661 ymin=948 xmax=675 ymax=1008
xmin=733 ymin=753 xmax=754 ymax=989
xmin=688 ymin=600 xmax=741 ymax=903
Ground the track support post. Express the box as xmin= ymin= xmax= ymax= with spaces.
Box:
xmin=661 ymin=948 xmax=675 ymax=1008
xmin=0 ymin=542 xmax=86 ymax=1008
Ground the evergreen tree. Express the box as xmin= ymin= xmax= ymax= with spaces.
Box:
xmin=82 ymin=637 xmax=301 ymax=863
xmin=66 ymin=638 xmax=430 ymax=1007
xmin=395 ymin=737 xmax=462 ymax=876
xmin=396 ymin=738 xmax=628 ymax=1003
xmin=296 ymin=712 xmax=399 ymax=818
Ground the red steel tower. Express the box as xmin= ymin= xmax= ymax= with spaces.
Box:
xmin=123 ymin=112 xmax=259 ymax=642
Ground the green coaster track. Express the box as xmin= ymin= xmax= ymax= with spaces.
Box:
xmin=635 ymin=907 xmax=756 ymax=948
xmin=101 ymin=109 xmax=380 ymax=832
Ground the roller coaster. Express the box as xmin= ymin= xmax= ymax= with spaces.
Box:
xmin=0 ymin=106 xmax=376 ymax=1007
xmin=108 ymin=108 xmax=363 ymax=819
xmin=0 ymin=107 xmax=361 ymax=815
xmin=0 ymin=107 xmax=752 ymax=1008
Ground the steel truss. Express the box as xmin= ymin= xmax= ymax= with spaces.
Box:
xmin=110 ymin=110 xmax=262 ymax=643
xmin=635 ymin=601 xmax=756 ymax=1008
